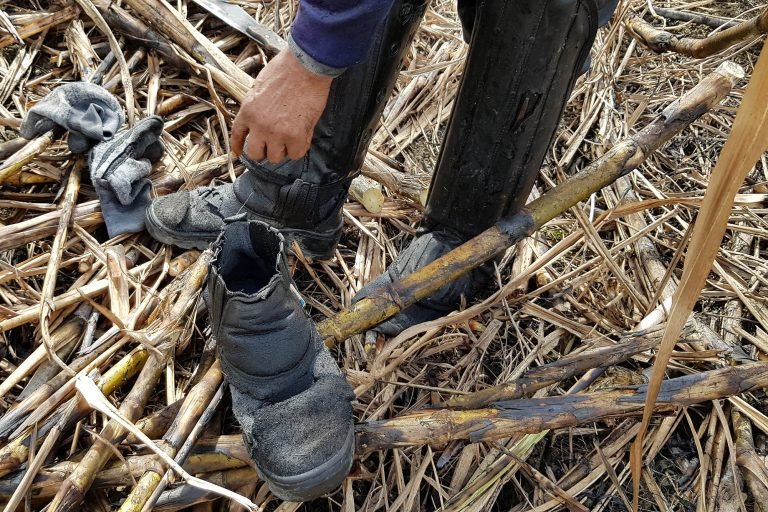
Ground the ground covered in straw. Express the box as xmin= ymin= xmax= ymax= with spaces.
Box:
xmin=1 ymin=0 xmax=768 ymax=510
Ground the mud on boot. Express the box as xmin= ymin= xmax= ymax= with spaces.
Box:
xmin=207 ymin=218 xmax=355 ymax=501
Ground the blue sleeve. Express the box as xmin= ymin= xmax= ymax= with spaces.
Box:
xmin=289 ymin=0 xmax=394 ymax=76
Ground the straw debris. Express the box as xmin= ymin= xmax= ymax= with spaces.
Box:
xmin=1 ymin=0 xmax=767 ymax=510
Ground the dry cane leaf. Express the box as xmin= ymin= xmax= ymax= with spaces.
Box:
xmin=74 ymin=375 xmax=261 ymax=511
xmin=630 ymin=39 xmax=768 ymax=511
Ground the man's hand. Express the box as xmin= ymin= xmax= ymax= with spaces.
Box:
xmin=231 ymin=49 xmax=333 ymax=163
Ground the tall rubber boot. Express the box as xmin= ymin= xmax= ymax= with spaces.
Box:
xmin=146 ymin=0 xmax=428 ymax=260
xmin=207 ymin=218 xmax=355 ymax=501
xmin=356 ymin=0 xmax=599 ymax=334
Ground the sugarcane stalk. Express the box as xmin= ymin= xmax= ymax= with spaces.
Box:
xmin=48 ymin=352 xmax=168 ymax=512
xmin=317 ymin=61 xmax=745 ymax=345
xmin=0 ymin=130 xmax=55 ymax=184
xmin=0 ymin=6 xmax=79 ymax=49
xmin=39 ymin=162 xmax=83 ymax=376
xmin=153 ymin=468 xmax=258 ymax=511
xmin=43 ymin=249 xmax=210 ymax=510
xmin=0 ymin=314 xmax=86 ymax=401
xmin=731 ymin=409 xmax=768 ymax=510
xmin=627 ymin=7 xmax=768 ymax=58
xmin=0 ymin=452 xmax=249 ymax=500
xmin=0 ymin=347 xmax=147 ymax=478
xmin=91 ymin=0 xmax=188 ymax=69
xmin=120 ymin=0 xmax=252 ymax=100
xmin=0 ymin=259 xmax=158 ymax=331
xmin=117 ymin=361 xmax=225 ymax=512
xmin=356 ymin=362 xmax=768 ymax=453
xmin=141 ymin=382 xmax=226 ymax=511
xmin=126 ymin=400 xmax=183 ymax=444
xmin=0 ymin=333 xmax=138 ymax=442
xmin=19 ymin=307 xmax=94 ymax=401
xmin=442 ymin=335 xmax=660 ymax=410
xmin=652 ymin=7 xmax=739 ymax=30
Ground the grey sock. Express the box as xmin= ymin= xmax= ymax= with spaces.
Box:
xmin=89 ymin=116 xmax=164 ymax=237
xmin=20 ymin=82 xmax=124 ymax=153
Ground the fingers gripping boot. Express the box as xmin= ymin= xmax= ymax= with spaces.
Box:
xmin=207 ymin=219 xmax=355 ymax=501
xmin=147 ymin=0 xmax=427 ymax=259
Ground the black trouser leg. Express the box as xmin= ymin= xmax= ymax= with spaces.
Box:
xmin=424 ymin=0 xmax=599 ymax=237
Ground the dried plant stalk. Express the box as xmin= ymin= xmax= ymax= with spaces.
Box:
xmin=627 ymin=8 xmax=768 ymax=58
xmin=0 ymin=348 xmax=148 ymax=478
xmin=116 ymin=361 xmax=225 ymax=511
xmin=357 ymin=362 xmax=768 ymax=453
xmin=319 ymin=62 xmax=744 ymax=344
xmin=631 ymin=41 xmax=768 ymax=511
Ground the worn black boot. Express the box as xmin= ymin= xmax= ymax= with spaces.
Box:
xmin=207 ymin=218 xmax=355 ymax=501
xmin=146 ymin=0 xmax=428 ymax=260
xmin=357 ymin=0 xmax=601 ymax=334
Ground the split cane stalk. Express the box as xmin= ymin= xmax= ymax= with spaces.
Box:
xmin=46 ymin=251 xmax=211 ymax=511
xmin=117 ymin=360 xmax=226 ymax=512
xmin=0 ymin=452 xmax=250 ymax=500
xmin=442 ymin=334 xmax=661 ymax=410
xmin=0 ymin=347 xmax=148 ymax=478
xmin=317 ymin=61 xmax=745 ymax=345
xmin=356 ymin=362 xmax=768 ymax=453
xmin=627 ymin=7 xmax=768 ymax=59
xmin=48 ymin=352 xmax=168 ymax=512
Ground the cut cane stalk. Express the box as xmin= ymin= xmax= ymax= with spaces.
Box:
xmin=627 ymin=8 xmax=768 ymax=59
xmin=318 ymin=62 xmax=745 ymax=345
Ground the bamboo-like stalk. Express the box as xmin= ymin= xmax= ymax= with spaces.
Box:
xmin=0 ymin=6 xmax=79 ymax=49
xmin=116 ymin=360 xmax=225 ymax=512
xmin=0 ymin=334 xmax=136 ymax=441
xmin=356 ymin=362 xmax=768 ymax=453
xmin=0 ymin=452 xmax=249 ymax=500
xmin=627 ymin=8 xmax=768 ymax=59
xmin=91 ymin=0 xmax=188 ymax=69
xmin=48 ymin=353 xmax=168 ymax=512
xmin=0 ymin=130 xmax=55 ymax=185
xmin=731 ymin=409 xmax=768 ymax=510
xmin=126 ymin=400 xmax=183 ymax=444
xmin=45 ymin=250 xmax=210 ymax=510
xmin=0 ymin=348 xmax=148 ymax=478
xmin=0 ymin=314 xmax=86 ymax=401
xmin=153 ymin=468 xmax=258 ymax=511
xmin=39 ymin=162 xmax=83 ymax=375
xmin=120 ymin=0 xmax=252 ymax=100
xmin=317 ymin=61 xmax=744 ymax=345
xmin=442 ymin=335 xmax=660 ymax=409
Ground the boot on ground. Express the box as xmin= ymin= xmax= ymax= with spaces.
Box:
xmin=207 ymin=218 xmax=355 ymax=501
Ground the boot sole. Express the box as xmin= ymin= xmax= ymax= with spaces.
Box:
xmin=146 ymin=201 xmax=343 ymax=260
xmin=256 ymin=425 xmax=355 ymax=502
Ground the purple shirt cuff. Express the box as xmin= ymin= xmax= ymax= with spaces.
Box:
xmin=290 ymin=0 xmax=394 ymax=72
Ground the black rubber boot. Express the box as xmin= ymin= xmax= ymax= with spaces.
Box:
xmin=357 ymin=0 xmax=600 ymax=334
xmin=207 ymin=218 xmax=355 ymax=501
xmin=146 ymin=0 xmax=428 ymax=260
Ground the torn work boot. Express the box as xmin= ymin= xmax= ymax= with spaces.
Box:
xmin=20 ymin=82 xmax=124 ymax=153
xmin=145 ymin=0 xmax=428 ymax=259
xmin=355 ymin=0 xmax=598 ymax=334
xmin=207 ymin=218 xmax=355 ymax=501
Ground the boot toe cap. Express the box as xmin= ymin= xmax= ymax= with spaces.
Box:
xmin=149 ymin=192 xmax=191 ymax=227
xmin=235 ymin=374 xmax=355 ymax=501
